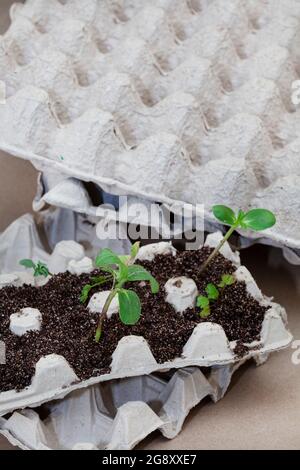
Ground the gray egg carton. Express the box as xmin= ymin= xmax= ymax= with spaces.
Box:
xmin=0 ymin=209 xmax=132 ymax=274
xmin=0 ymin=0 xmax=299 ymax=252
xmin=0 ymin=365 xmax=241 ymax=450
xmin=0 ymin=218 xmax=286 ymax=451
xmin=0 ymin=233 xmax=292 ymax=418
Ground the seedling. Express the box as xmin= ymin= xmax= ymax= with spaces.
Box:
xmin=200 ymin=206 xmax=276 ymax=274
xmin=197 ymin=274 xmax=235 ymax=318
xmin=19 ymin=259 xmax=51 ymax=278
xmin=80 ymin=274 xmax=113 ymax=304
xmin=80 ymin=242 xmax=159 ymax=342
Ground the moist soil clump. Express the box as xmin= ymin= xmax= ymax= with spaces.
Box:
xmin=0 ymin=247 xmax=267 ymax=392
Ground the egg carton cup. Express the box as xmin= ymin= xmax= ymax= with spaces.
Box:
xmin=33 ymin=172 xmax=204 ymax=240
xmin=0 ymin=220 xmax=272 ymax=450
xmin=32 ymin=171 xmax=300 ymax=264
xmin=0 ymin=213 xmax=48 ymax=276
xmin=0 ymin=216 xmax=130 ymax=281
xmin=0 ymin=362 xmax=256 ymax=450
xmin=0 ymin=232 xmax=292 ymax=417
xmin=0 ymin=209 xmax=131 ymax=274
xmin=0 ymin=0 xmax=300 ymax=252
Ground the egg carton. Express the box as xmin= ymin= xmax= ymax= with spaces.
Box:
xmin=0 ymin=1 xmax=300 ymax=251
xmin=0 ymin=364 xmax=243 ymax=450
xmin=0 ymin=232 xmax=292 ymax=417
xmin=0 ymin=218 xmax=257 ymax=450
xmin=0 ymin=208 xmax=131 ymax=274
xmin=32 ymin=171 xmax=300 ymax=264
xmin=0 ymin=213 xmax=131 ymax=282
xmin=0 ymin=0 xmax=299 ymax=251
xmin=0 ymin=213 xmax=88 ymax=278
xmin=32 ymin=172 xmax=203 ymax=243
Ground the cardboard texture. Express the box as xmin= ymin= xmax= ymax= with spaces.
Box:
xmin=1 ymin=243 xmax=299 ymax=450
xmin=140 ymin=245 xmax=300 ymax=450
xmin=0 ymin=0 xmax=299 ymax=451
xmin=0 ymin=365 xmax=239 ymax=450
xmin=0 ymin=231 xmax=292 ymax=419
xmin=0 ymin=0 xmax=299 ymax=253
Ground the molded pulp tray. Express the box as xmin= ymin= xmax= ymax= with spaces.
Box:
xmin=0 ymin=365 xmax=242 ymax=450
xmin=0 ymin=0 xmax=300 ymax=251
xmin=0 ymin=211 xmax=131 ymax=275
xmin=0 ymin=232 xmax=292 ymax=417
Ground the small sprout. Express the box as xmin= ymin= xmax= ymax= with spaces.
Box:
xmin=197 ymin=273 xmax=235 ymax=318
xmin=218 ymin=274 xmax=235 ymax=289
xmin=19 ymin=259 xmax=51 ymax=278
xmin=197 ymin=295 xmax=210 ymax=318
xmin=80 ymin=284 xmax=93 ymax=304
xmin=205 ymin=283 xmax=219 ymax=300
xmin=118 ymin=288 xmax=141 ymax=325
xmin=81 ymin=243 xmax=159 ymax=342
xmin=118 ymin=241 xmax=140 ymax=265
xmin=200 ymin=206 xmax=276 ymax=274
xmin=79 ymin=275 xmax=112 ymax=303
xmin=130 ymin=241 xmax=140 ymax=260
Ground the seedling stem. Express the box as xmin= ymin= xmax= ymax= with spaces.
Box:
xmin=199 ymin=225 xmax=236 ymax=275
xmin=199 ymin=206 xmax=276 ymax=275
xmin=81 ymin=242 xmax=159 ymax=342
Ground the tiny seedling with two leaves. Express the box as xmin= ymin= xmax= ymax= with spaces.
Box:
xmin=80 ymin=242 xmax=159 ymax=342
xmin=197 ymin=205 xmax=276 ymax=316
xmin=19 ymin=259 xmax=51 ymax=278
xmin=197 ymin=273 xmax=235 ymax=318
xmin=200 ymin=206 xmax=276 ymax=274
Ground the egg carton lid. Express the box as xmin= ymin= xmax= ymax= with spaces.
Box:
xmin=0 ymin=232 xmax=292 ymax=417
xmin=0 ymin=0 xmax=300 ymax=251
xmin=0 ymin=362 xmax=254 ymax=450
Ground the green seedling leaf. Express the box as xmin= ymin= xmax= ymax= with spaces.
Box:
xmin=130 ymin=241 xmax=140 ymax=260
xmin=200 ymin=206 xmax=277 ymax=276
xmin=20 ymin=259 xmax=36 ymax=269
xmin=118 ymin=289 xmax=141 ymax=325
xmin=95 ymin=248 xmax=123 ymax=268
xmin=120 ymin=261 xmax=130 ymax=280
xmin=239 ymin=209 xmax=276 ymax=231
xmin=35 ymin=262 xmax=50 ymax=278
xmin=80 ymin=284 xmax=92 ymax=303
xmin=219 ymin=274 xmax=235 ymax=288
xmin=205 ymin=283 xmax=219 ymax=300
xmin=127 ymin=265 xmax=159 ymax=294
xmin=236 ymin=209 xmax=245 ymax=224
xmin=20 ymin=259 xmax=51 ymax=278
xmin=91 ymin=275 xmax=109 ymax=284
xmin=35 ymin=267 xmax=47 ymax=278
xmin=212 ymin=205 xmax=237 ymax=226
xmin=197 ymin=295 xmax=210 ymax=309
xmin=83 ymin=245 xmax=159 ymax=340
xmin=198 ymin=273 xmax=236 ymax=319
xmin=200 ymin=305 xmax=211 ymax=319
xmin=81 ymin=275 xmax=112 ymax=304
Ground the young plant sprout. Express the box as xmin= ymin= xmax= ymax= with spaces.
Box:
xmin=197 ymin=274 xmax=235 ymax=318
xmin=81 ymin=242 xmax=159 ymax=342
xmin=200 ymin=206 xmax=276 ymax=274
xmin=19 ymin=259 xmax=51 ymax=278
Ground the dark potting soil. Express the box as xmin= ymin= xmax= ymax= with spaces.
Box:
xmin=0 ymin=247 xmax=267 ymax=392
